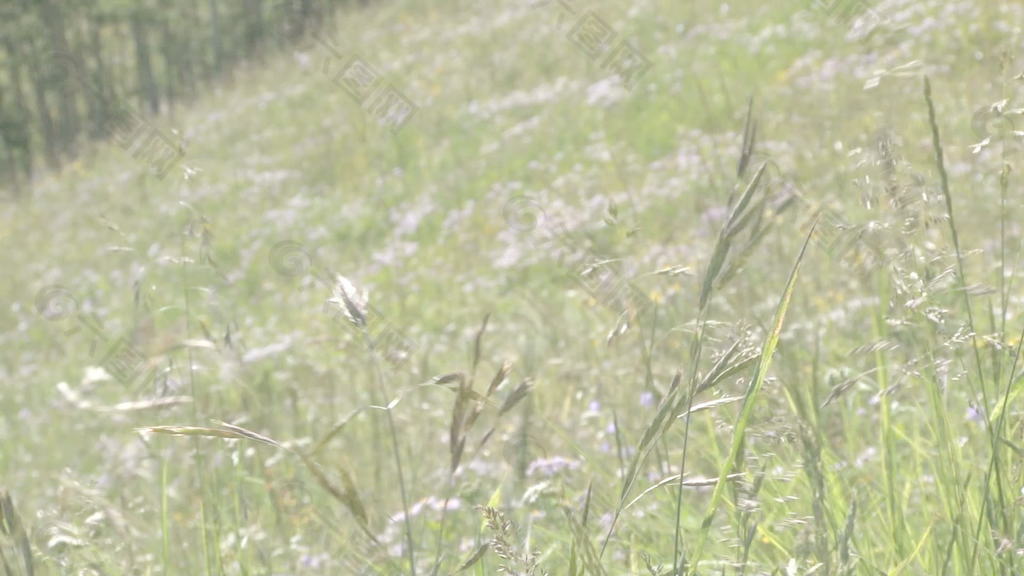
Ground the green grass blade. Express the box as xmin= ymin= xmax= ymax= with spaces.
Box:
xmin=688 ymin=217 xmax=817 ymax=572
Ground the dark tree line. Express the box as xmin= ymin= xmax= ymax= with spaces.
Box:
xmin=0 ymin=0 xmax=355 ymax=197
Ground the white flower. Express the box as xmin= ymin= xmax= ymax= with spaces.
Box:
xmin=327 ymin=274 xmax=368 ymax=328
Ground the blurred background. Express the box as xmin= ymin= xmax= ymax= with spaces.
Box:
xmin=1 ymin=0 xmax=1023 ymax=574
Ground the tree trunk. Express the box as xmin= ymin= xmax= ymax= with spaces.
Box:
xmin=208 ymin=0 xmax=224 ymax=78
xmin=130 ymin=9 xmax=160 ymax=115
xmin=37 ymin=0 xmax=79 ymax=156
xmin=4 ymin=38 xmax=33 ymax=179
xmin=87 ymin=10 xmax=111 ymax=140
xmin=28 ymin=39 xmax=60 ymax=170
xmin=182 ymin=0 xmax=201 ymax=100
xmin=243 ymin=0 xmax=264 ymax=57
xmin=0 ymin=86 xmax=22 ymax=199
xmin=161 ymin=19 xmax=177 ymax=113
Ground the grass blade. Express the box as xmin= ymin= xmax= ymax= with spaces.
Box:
xmin=687 ymin=217 xmax=817 ymax=572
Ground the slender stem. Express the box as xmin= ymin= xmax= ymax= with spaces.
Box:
xmin=181 ymin=226 xmax=212 ymax=576
xmin=994 ymin=51 xmax=1014 ymax=575
xmin=925 ymin=75 xmax=1009 ymax=574
xmin=969 ymin=324 xmax=1024 ymax=571
xmin=924 ymin=76 xmax=989 ymax=412
xmin=431 ymin=486 xmax=455 ymax=574
xmin=672 ymin=306 xmax=709 ymax=574
xmin=161 ymin=458 xmax=170 ymax=573
xmin=362 ymin=329 xmax=416 ymax=575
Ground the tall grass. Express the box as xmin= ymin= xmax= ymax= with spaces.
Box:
xmin=2 ymin=0 xmax=1022 ymax=574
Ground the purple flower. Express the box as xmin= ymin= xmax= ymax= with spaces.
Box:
xmin=640 ymin=391 xmax=655 ymax=407
xmin=966 ymin=403 xmax=985 ymax=425
xmin=526 ymin=456 xmax=581 ymax=477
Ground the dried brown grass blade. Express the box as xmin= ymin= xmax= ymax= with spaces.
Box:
xmin=497 ymin=380 xmax=532 ymax=416
xmin=139 ymin=422 xmax=376 ymax=544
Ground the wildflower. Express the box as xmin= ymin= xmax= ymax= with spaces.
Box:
xmin=965 ymin=403 xmax=985 ymax=425
xmin=640 ymin=391 xmax=655 ymax=407
xmin=526 ymin=456 xmax=581 ymax=477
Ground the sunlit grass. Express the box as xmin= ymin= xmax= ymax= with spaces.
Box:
xmin=1 ymin=0 xmax=1023 ymax=574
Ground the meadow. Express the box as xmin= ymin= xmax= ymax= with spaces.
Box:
xmin=2 ymin=0 xmax=1024 ymax=574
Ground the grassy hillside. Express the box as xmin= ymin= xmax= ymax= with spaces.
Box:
xmin=2 ymin=0 xmax=1023 ymax=574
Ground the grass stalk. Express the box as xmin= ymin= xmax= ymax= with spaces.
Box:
xmin=687 ymin=218 xmax=816 ymax=573
xmin=361 ymin=330 xmax=417 ymax=576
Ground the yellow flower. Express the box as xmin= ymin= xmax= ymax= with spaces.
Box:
xmin=648 ymin=288 xmax=664 ymax=304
